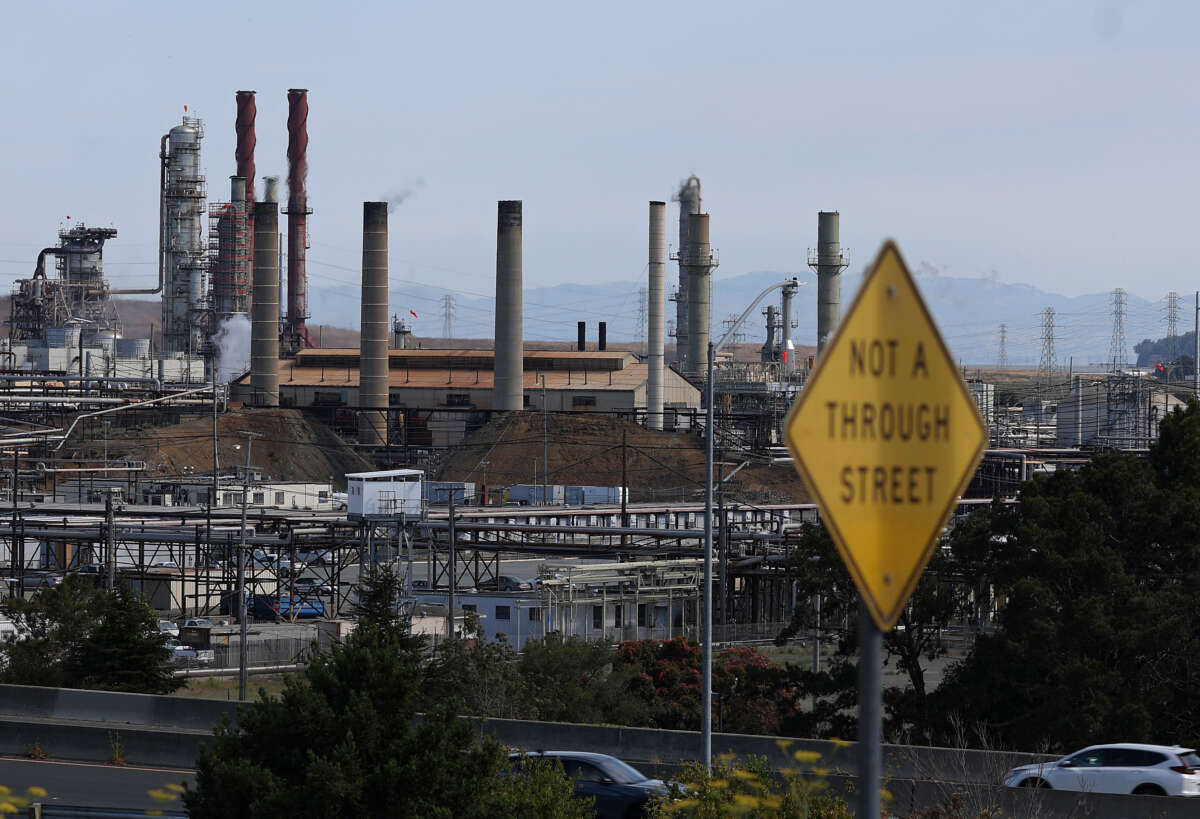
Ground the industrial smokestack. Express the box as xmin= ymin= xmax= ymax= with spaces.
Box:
xmin=811 ymin=211 xmax=848 ymax=355
xmin=762 ymin=304 xmax=777 ymax=364
xmin=673 ymin=175 xmax=701 ymax=370
xmin=577 ymin=321 xmax=586 ymax=352
xmin=598 ymin=322 xmax=607 ymax=351
xmin=235 ymin=92 xmax=256 ymax=207
xmin=359 ymin=202 xmax=389 ymax=446
xmin=685 ymin=213 xmax=713 ymax=376
xmin=493 ymin=201 xmax=524 ymax=412
xmin=285 ymin=89 xmax=310 ymax=346
xmin=781 ymin=281 xmax=796 ymax=372
xmin=263 ymin=176 xmax=279 ymax=204
xmin=251 ymin=200 xmax=279 ymax=407
xmin=647 ymin=201 xmax=666 ymax=430
xmin=235 ymin=92 xmax=256 ymax=315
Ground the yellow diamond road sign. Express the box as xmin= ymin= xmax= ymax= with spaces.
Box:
xmin=784 ymin=240 xmax=986 ymax=632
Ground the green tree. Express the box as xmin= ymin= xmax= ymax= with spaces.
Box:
xmin=0 ymin=575 xmax=178 ymax=694
xmin=927 ymin=405 xmax=1200 ymax=751
xmin=777 ymin=522 xmax=968 ymax=741
xmin=186 ymin=569 xmax=584 ymax=818
xmin=71 ymin=583 xmax=180 ymax=693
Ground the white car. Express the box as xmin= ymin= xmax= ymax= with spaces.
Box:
xmin=1003 ymin=743 xmax=1200 ymax=797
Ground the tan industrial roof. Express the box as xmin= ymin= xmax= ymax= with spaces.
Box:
xmin=293 ymin=348 xmax=637 ymax=371
xmin=276 ymin=361 xmax=654 ymax=391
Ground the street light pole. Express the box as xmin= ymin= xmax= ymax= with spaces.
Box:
xmin=541 ymin=374 xmax=549 ymax=506
xmin=236 ymin=431 xmax=260 ymax=701
xmin=446 ymin=491 xmax=457 ymax=640
xmin=702 ymin=340 xmax=714 ymax=770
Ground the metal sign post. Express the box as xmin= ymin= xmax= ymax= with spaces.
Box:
xmin=783 ymin=241 xmax=987 ymax=810
xmin=858 ymin=599 xmax=881 ymax=818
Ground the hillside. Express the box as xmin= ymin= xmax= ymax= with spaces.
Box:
xmin=66 ymin=408 xmax=373 ymax=486
xmin=437 ymin=411 xmax=810 ymax=505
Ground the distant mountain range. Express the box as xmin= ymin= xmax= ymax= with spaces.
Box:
xmin=104 ymin=264 xmax=1170 ymax=367
xmin=305 ymin=264 xmax=1168 ymax=367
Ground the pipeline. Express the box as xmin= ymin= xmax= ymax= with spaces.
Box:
xmin=36 ymin=462 xmax=147 ymax=474
xmin=109 ymin=135 xmax=168 ymax=296
xmin=0 ymin=374 xmax=161 ymax=390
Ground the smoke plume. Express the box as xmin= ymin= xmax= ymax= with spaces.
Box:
xmin=383 ymin=178 xmax=426 ymax=213
xmin=213 ymin=314 xmax=251 ymax=384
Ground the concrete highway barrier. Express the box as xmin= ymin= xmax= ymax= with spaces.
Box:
xmin=0 ymin=686 xmax=1194 ymax=817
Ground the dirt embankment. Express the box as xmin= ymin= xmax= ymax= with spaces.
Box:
xmin=67 ymin=408 xmax=372 ymax=486
xmin=437 ymin=412 xmax=809 ymax=504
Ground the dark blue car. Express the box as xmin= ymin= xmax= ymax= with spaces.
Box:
xmin=509 ymin=751 xmax=667 ymax=818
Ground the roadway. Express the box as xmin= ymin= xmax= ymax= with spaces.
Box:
xmin=0 ymin=757 xmax=191 ymax=811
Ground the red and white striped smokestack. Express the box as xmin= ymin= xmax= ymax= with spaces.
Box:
xmin=235 ymin=91 xmax=256 ymax=207
xmin=286 ymin=88 xmax=310 ymax=345
xmin=236 ymin=90 xmax=256 ymax=307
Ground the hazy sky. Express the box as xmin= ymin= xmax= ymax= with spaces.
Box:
xmin=2 ymin=1 xmax=1196 ymax=330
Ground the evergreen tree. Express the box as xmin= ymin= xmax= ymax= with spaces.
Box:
xmin=71 ymin=583 xmax=178 ymax=694
xmin=0 ymin=575 xmax=178 ymax=693
xmin=186 ymin=566 xmax=584 ymax=818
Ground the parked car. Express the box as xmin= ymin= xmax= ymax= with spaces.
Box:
xmin=509 ymin=751 xmax=667 ymax=818
xmin=163 ymin=638 xmax=214 ymax=666
xmin=157 ymin=620 xmax=179 ymax=639
xmin=1003 ymin=743 xmax=1200 ymax=796
xmin=20 ymin=574 xmax=63 ymax=591
xmin=181 ymin=618 xmax=215 ymax=629
xmin=291 ymin=577 xmax=334 ymax=596
xmin=494 ymin=575 xmax=534 ymax=592
xmin=251 ymin=595 xmax=327 ymax=620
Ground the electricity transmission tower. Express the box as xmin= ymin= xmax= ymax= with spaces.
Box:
xmin=1109 ymin=288 xmax=1127 ymax=372
xmin=441 ymin=294 xmax=455 ymax=340
xmin=1037 ymin=308 xmax=1057 ymax=386
xmin=1035 ymin=307 xmax=1057 ymax=449
xmin=1166 ymin=291 xmax=1180 ymax=362
xmin=997 ymin=324 xmax=1009 ymax=369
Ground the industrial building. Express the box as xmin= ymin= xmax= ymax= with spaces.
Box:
xmin=1055 ymin=373 xmax=1183 ymax=450
xmin=233 ymin=348 xmax=701 ymax=445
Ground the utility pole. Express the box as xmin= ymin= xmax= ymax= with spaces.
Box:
xmin=102 ymin=420 xmax=110 ymax=479
xmin=11 ymin=449 xmax=19 ymax=597
xmin=1194 ymin=292 xmax=1199 ymax=399
xmin=104 ymin=489 xmax=116 ymax=591
xmin=446 ymin=491 xmax=456 ymax=641
xmin=480 ymin=460 xmax=490 ymax=506
xmin=237 ymin=430 xmax=261 ymax=701
xmin=620 ymin=429 xmax=628 ymax=548
xmin=542 ymin=377 xmax=549 ymax=504
xmin=212 ymin=383 xmax=220 ymax=510
xmin=210 ymin=383 xmax=219 ymax=581
xmin=702 ymin=341 xmax=714 ymax=769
